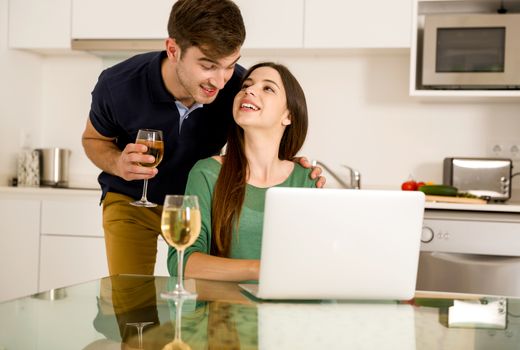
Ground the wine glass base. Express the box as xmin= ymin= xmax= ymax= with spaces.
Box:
xmin=160 ymin=290 xmax=197 ymax=300
xmin=130 ymin=200 xmax=157 ymax=208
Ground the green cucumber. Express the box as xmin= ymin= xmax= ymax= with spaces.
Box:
xmin=419 ymin=185 xmax=458 ymax=196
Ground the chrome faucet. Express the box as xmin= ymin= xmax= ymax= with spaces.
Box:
xmin=312 ymin=160 xmax=361 ymax=189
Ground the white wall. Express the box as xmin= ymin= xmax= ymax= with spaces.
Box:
xmin=37 ymin=51 xmax=520 ymax=190
xmin=1 ymin=0 xmax=520 ymax=190
xmin=40 ymin=55 xmax=102 ymax=187
xmin=239 ymin=52 xmax=520 ymax=188
xmin=0 ymin=0 xmax=42 ymax=184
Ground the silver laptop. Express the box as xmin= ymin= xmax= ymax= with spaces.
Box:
xmin=239 ymin=187 xmax=425 ymax=300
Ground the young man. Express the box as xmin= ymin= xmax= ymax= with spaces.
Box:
xmin=82 ymin=0 xmax=323 ymax=276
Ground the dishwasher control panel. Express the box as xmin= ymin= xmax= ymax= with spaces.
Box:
xmin=421 ymin=210 xmax=520 ymax=256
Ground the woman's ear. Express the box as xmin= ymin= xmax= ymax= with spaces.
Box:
xmin=282 ymin=113 xmax=292 ymax=126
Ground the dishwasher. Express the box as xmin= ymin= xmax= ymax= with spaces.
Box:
xmin=417 ymin=208 xmax=520 ymax=297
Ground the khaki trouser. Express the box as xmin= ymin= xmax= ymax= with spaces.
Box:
xmin=103 ymin=192 xmax=163 ymax=275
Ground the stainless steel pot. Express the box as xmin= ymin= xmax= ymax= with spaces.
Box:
xmin=36 ymin=148 xmax=71 ymax=187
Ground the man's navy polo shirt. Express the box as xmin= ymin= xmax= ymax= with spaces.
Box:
xmin=89 ymin=51 xmax=246 ymax=204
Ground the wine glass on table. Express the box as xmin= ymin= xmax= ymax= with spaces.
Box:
xmin=160 ymin=195 xmax=201 ymax=299
xmin=130 ymin=129 xmax=164 ymax=207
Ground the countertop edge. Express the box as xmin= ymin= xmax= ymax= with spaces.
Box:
xmin=425 ymin=201 xmax=520 ymax=213
xmin=0 ymin=186 xmax=102 ymax=197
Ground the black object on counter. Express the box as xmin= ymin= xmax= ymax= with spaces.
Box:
xmin=8 ymin=177 xmax=18 ymax=187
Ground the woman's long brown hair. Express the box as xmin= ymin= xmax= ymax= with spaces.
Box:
xmin=211 ymin=62 xmax=308 ymax=257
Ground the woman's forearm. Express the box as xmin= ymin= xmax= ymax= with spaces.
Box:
xmin=184 ymin=252 xmax=260 ymax=282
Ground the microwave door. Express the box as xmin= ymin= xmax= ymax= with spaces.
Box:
xmin=435 ymin=27 xmax=505 ymax=74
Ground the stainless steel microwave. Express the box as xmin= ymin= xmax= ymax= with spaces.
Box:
xmin=422 ymin=13 xmax=520 ymax=89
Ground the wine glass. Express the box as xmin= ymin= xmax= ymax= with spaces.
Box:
xmin=160 ymin=195 xmax=201 ymax=299
xmin=125 ymin=321 xmax=154 ymax=349
xmin=162 ymin=297 xmax=192 ymax=350
xmin=130 ymin=129 xmax=164 ymax=207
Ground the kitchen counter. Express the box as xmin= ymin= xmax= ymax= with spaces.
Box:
xmin=1 ymin=275 xmax=518 ymax=349
xmin=3 ymin=185 xmax=520 ymax=212
xmin=425 ymin=200 xmax=520 ymax=213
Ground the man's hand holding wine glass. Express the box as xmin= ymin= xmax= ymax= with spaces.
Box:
xmin=130 ymin=129 xmax=164 ymax=207
xmin=116 ymin=142 xmax=160 ymax=181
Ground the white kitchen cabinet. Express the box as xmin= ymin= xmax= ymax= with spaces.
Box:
xmin=39 ymin=235 xmax=108 ymax=291
xmin=38 ymin=195 xmax=107 ymax=291
xmin=11 ymin=0 xmax=305 ymax=53
xmin=304 ymin=0 xmax=412 ymax=49
xmin=71 ymin=0 xmax=172 ymax=39
xmin=39 ymin=235 xmax=169 ymax=292
xmin=72 ymin=0 xmax=304 ymax=48
xmin=235 ymin=0 xmax=304 ymax=48
xmin=38 ymin=192 xmax=169 ymax=289
xmin=6 ymin=0 xmax=423 ymax=53
xmin=0 ymin=198 xmax=40 ymax=302
xmin=8 ymin=0 xmax=71 ymax=51
xmin=41 ymin=197 xmax=103 ymax=237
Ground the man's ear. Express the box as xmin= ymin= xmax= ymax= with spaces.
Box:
xmin=165 ymin=38 xmax=181 ymax=61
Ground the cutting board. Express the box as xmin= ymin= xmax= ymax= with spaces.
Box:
xmin=425 ymin=195 xmax=487 ymax=205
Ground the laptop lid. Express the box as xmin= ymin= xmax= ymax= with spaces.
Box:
xmin=251 ymin=187 xmax=425 ymax=300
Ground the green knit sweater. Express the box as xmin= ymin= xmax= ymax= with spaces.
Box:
xmin=167 ymin=157 xmax=316 ymax=276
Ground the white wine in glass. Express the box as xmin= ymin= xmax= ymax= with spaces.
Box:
xmin=130 ymin=129 xmax=164 ymax=207
xmin=161 ymin=195 xmax=201 ymax=298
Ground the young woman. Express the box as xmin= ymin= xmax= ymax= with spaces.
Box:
xmin=167 ymin=62 xmax=315 ymax=281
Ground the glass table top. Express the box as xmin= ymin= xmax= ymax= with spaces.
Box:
xmin=1 ymin=275 xmax=519 ymax=349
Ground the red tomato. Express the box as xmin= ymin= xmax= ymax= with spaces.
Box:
xmin=401 ymin=180 xmax=418 ymax=191
xmin=416 ymin=181 xmax=426 ymax=189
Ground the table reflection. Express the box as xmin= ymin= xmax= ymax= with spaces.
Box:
xmin=448 ymin=298 xmax=507 ymax=329
xmin=94 ymin=275 xmax=167 ymax=349
xmin=162 ymin=297 xmax=191 ymax=350
xmin=2 ymin=275 xmax=520 ymax=349
xmin=142 ymin=300 xmax=257 ymax=350
xmin=258 ymin=302 xmax=415 ymax=350
xmin=92 ymin=276 xmax=255 ymax=350
xmin=413 ymin=295 xmax=520 ymax=349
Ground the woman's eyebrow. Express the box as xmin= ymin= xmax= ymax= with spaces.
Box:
xmin=263 ymin=79 xmax=280 ymax=88
xmin=243 ymin=77 xmax=280 ymax=89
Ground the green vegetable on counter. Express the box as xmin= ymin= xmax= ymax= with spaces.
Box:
xmin=418 ymin=185 xmax=458 ymax=196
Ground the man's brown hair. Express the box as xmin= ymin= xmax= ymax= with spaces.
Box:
xmin=167 ymin=0 xmax=246 ymax=59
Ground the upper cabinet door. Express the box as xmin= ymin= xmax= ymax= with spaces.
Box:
xmin=8 ymin=0 xmax=71 ymax=50
xmin=234 ymin=0 xmax=304 ymax=48
xmin=304 ymin=0 xmax=412 ymax=49
xmin=72 ymin=0 xmax=173 ymax=39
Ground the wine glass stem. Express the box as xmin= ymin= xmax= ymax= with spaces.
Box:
xmin=175 ymin=298 xmax=183 ymax=340
xmin=140 ymin=179 xmax=149 ymax=202
xmin=176 ymin=249 xmax=185 ymax=291
xmin=137 ymin=325 xmax=144 ymax=349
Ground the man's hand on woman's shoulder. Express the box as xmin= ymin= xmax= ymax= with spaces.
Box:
xmin=293 ymin=156 xmax=326 ymax=188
